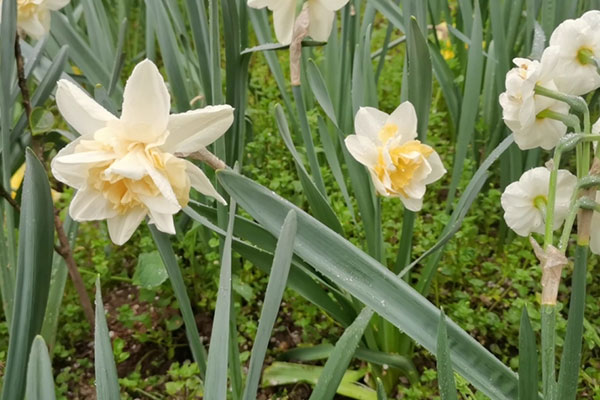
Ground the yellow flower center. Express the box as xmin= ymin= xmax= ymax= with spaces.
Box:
xmin=17 ymin=0 xmax=38 ymax=18
xmin=378 ymin=123 xmax=398 ymax=143
xmin=374 ymin=140 xmax=433 ymax=196
xmin=76 ymin=138 xmax=190 ymax=215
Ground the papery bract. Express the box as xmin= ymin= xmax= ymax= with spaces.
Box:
xmin=499 ymin=48 xmax=569 ymax=150
xmin=344 ymin=102 xmax=446 ymax=212
xmin=247 ymin=0 xmax=348 ymax=44
xmin=51 ymin=59 xmax=233 ymax=245
xmin=501 ymin=167 xmax=576 ymax=236
xmin=549 ymin=10 xmax=600 ymax=95
xmin=0 ymin=0 xmax=70 ymax=39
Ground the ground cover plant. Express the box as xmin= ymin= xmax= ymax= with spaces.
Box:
xmin=1 ymin=0 xmax=600 ymax=399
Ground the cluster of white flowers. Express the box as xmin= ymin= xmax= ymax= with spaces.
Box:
xmin=247 ymin=0 xmax=349 ymax=44
xmin=500 ymin=10 xmax=600 ymax=151
xmin=501 ymin=11 xmax=600 ymax=253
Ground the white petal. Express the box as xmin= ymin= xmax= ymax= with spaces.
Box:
xmin=423 ymin=151 xmax=446 ymax=185
xmin=185 ymin=161 xmax=227 ymax=204
xmin=18 ymin=12 xmax=49 ymax=39
xmin=308 ymin=1 xmax=335 ymax=42
xmin=138 ymin=194 xmax=181 ymax=215
xmin=387 ymin=102 xmax=418 ymax=142
xmin=354 ymin=107 xmax=388 ymax=143
xmin=51 ymin=137 xmax=87 ymax=188
xmin=69 ymin=188 xmax=118 ymax=221
xmin=107 ymin=208 xmax=147 ymax=245
xmin=45 ymin=0 xmax=70 ymax=10
xmin=121 ymin=59 xmax=171 ymax=139
xmin=105 ymin=151 xmax=146 ymax=180
xmin=162 ymin=105 xmax=234 ymax=154
xmin=590 ymin=192 xmax=600 ymax=255
xmin=316 ymin=0 xmax=349 ymax=11
xmin=400 ymin=195 xmax=423 ymax=212
xmin=56 ymin=80 xmax=117 ymax=137
xmin=248 ymin=0 xmax=271 ymax=8
xmin=148 ymin=210 xmax=176 ymax=235
xmin=272 ymin=0 xmax=296 ymax=44
xmin=344 ymin=134 xmax=378 ymax=168
xmin=144 ymin=162 xmax=180 ymax=206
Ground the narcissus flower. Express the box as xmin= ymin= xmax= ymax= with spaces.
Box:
xmin=499 ymin=48 xmax=569 ymax=150
xmin=0 ymin=0 xmax=70 ymax=39
xmin=247 ymin=0 xmax=349 ymax=44
xmin=51 ymin=59 xmax=233 ymax=245
xmin=549 ymin=10 xmax=600 ymax=95
xmin=344 ymin=102 xmax=446 ymax=212
xmin=501 ymin=167 xmax=576 ymax=236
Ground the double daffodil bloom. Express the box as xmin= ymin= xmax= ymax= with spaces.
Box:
xmin=501 ymin=167 xmax=576 ymax=236
xmin=499 ymin=48 xmax=569 ymax=150
xmin=247 ymin=0 xmax=349 ymax=44
xmin=549 ymin=10 xmax=600 ymax=95
xmin=0 ymin=0 xmax=70 ymax=39
xmin=51 ymin=59 xmax=233 ymax=245
xmin=345 ymin=102 xmax=446 ymax=212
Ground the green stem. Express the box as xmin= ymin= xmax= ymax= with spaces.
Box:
xmin=541 ymin=304 xmax=557 ymax=400
xmin=544 ymin=148 xmax=562 ymax=248
xmin=536 ymin=109 xmax=581 ymax=132
xmin=534 ymin=85 xmax=588 ymax=115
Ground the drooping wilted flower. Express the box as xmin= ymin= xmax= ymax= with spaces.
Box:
xmin=51 ymin=59 xmax=233 ymax=245
xmin=501 ymin=167 xmax=576 ymax=236
xmin=344 ymin=102 xmax=446 ymax=212
xmin=247 ymin=0 xmax=349 ymax=45
xmin=499 ymin=48 xmax=569 ymax=150
xmin=548 ymin=10 xmax=600 ymax=95
xmin=0 ymin=0 xmax=70 ymax=39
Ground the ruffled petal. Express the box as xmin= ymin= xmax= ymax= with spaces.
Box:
xmin=387 ymin=102 xmax=418 ymax=142
xmin=354 ymin=107 xmax=388 ymax=143
xmin=56 ymin=80 xmax=117 ymax=137
xmin=162 ymin=105 xmax=234 ymax=154
xmin=185 ymin=161 xmax=226 ymax=204
xmin=107 ymin=208 xmax=147 ymax=245
xmin=344 ymin=134 xmax=378 ymax=168
xmin=69 ymin=188 xmax=118 ymax=221
xmin=121 ymin=59 xmax=171 ymax=140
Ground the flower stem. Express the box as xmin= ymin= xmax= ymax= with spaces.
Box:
xmin=544 ymin=147 xmax=562 ymax=248
xmin=534 ymin=85 xmax=588 ymax=116
xmin=541 ymin=304 xmax=557 ymax=400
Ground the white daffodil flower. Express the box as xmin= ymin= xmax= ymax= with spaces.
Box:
xmin=499 ymin=48 xmax=569 ymax=150
xmin=344 ymin=102 xmax=446 ymax=212
xmin=549 ymin=10 xmax=600 ymax=95
xmin=51 ymin=59 xmax=233 ymax=245
xmin=0 ymin=0 xmax=70 ymax=39
xmin=247 ymin=0 xmax=348 ymax=44
xmin=501 ymin=167 xmax=576 ymax=237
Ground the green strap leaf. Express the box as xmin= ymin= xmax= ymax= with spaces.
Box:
xmin=518 ymin=307 xmax=539 ymax=400
xmin=94 ymin=278 xmax=121 ymax=400
xmin=217 ymin=169 xmax=519 ymax=400
xmin=437 ymin=310 xmax=459 ymax=400
xmin=25 ymin=336 xmax=56 ymax=400
xmin=204 ymin=200 xmax=237 ymax=400
xmin=243 ymin=210 xmax=297 ymax=400
xmin=1 ymin=149 xmax=54 ymax=400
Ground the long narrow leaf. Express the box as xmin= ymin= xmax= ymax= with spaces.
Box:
xmin=25 ymin=336 xmax=56 ymax=400
xmin=437 ymin=310 xmax=458 ymax=400
xmin=94 ymin=278 xmax=121 ymax=400
xmin=1 ymin=149 xmax=54 ymax=400
xmin=243 ymin=210 xmax=297 ymax=400
xmin=518 ymin=307 xmax=538 ymax=400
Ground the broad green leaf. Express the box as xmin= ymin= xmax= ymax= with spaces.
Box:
xmin=204 ymin=201 xmax=236 ymax=400
xmin=132 ymin=251 xmax=168 ymax=289
xmin=151 ymin=227 xmax=208 ymax=376
xmin=557 ymin=245 xmax=588 ymax=400
xmin=94 ymin=278 xmax=121 ymax=400
xmin=519 ymin=307 xmax=538 ymax=400
xmin=217 ymin=169 xmax=520 ymax=400
xmin=1 ymin=149 xmax=54 ymax=400
xmin=243 ymin=211 xmax=297 ymax=400
xmin=25 ymin=336 xmax=56 ymax=400
xmin=262 ymin=362 xmax=376 ymax=400
xmin=437 ymin=311 xmax=459 ymax=400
